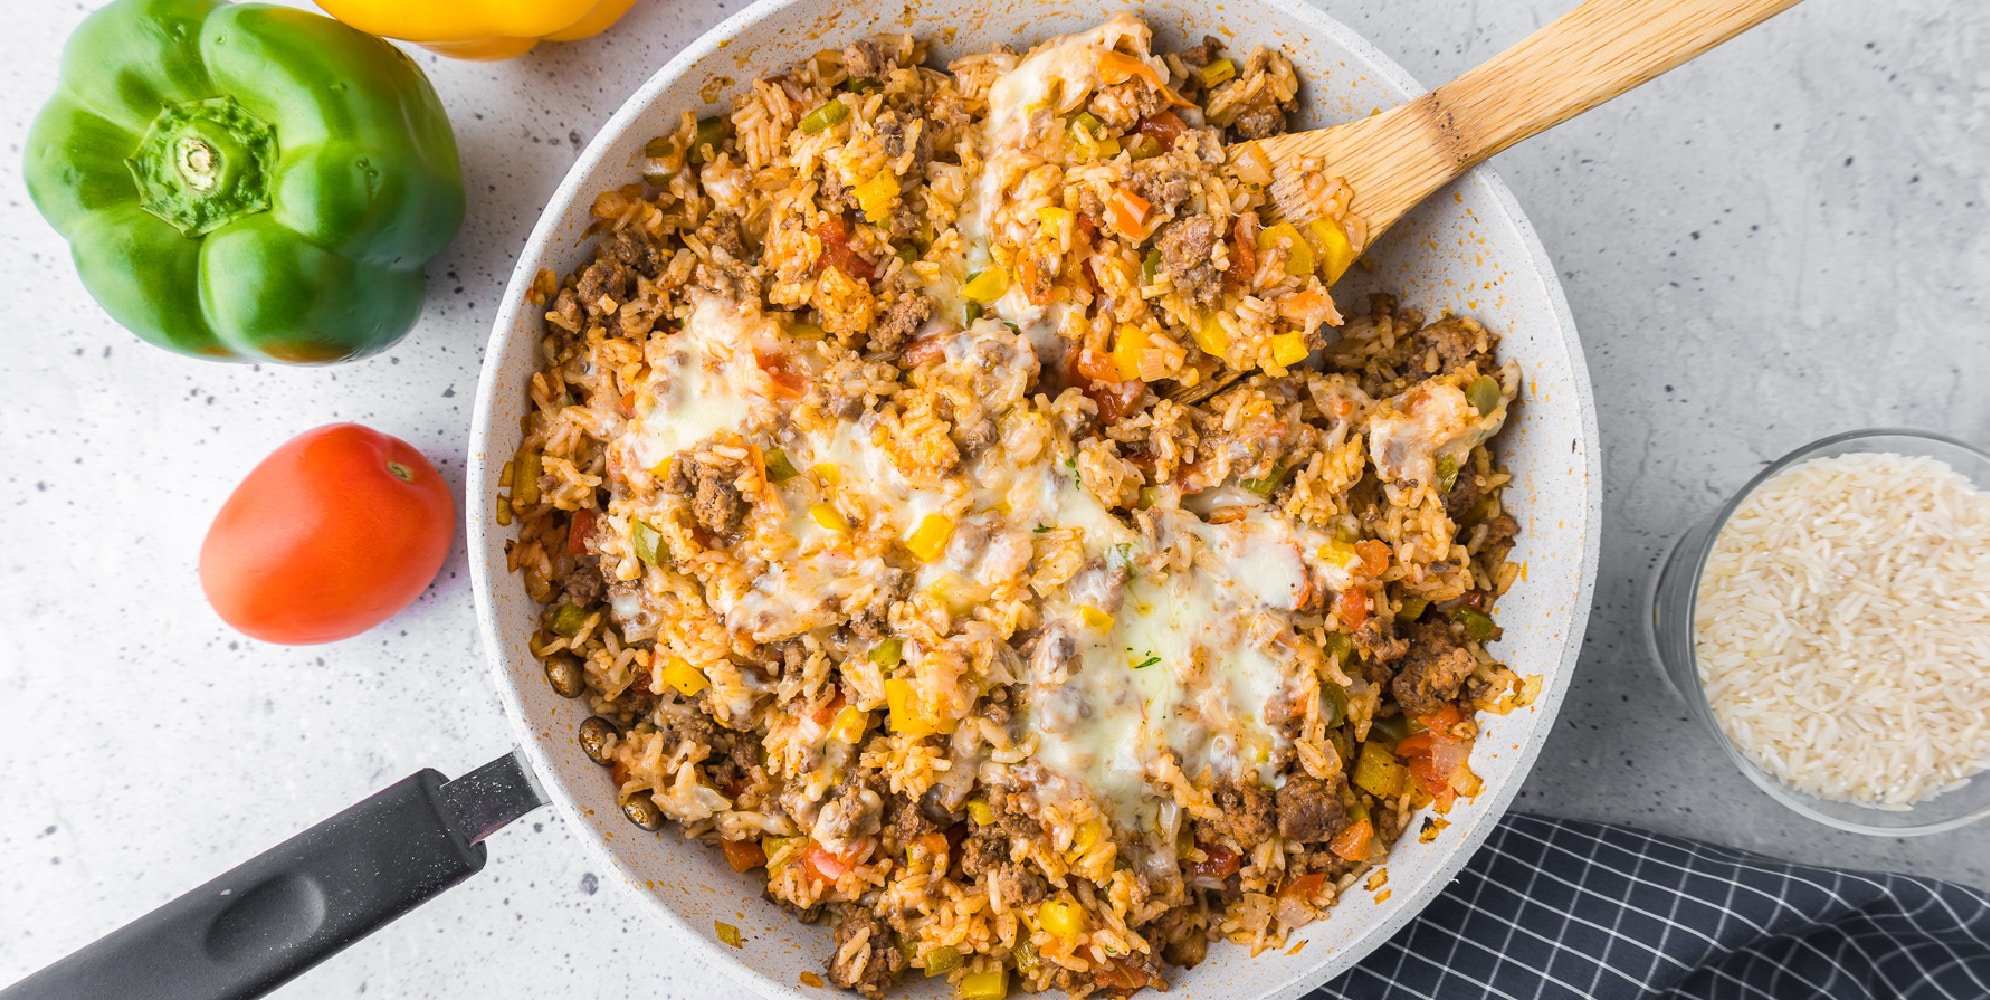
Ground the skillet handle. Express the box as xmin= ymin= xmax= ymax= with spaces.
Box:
xmin=3 ymin=753 xmax=544 ymax=1000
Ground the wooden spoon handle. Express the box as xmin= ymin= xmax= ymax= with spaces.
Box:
xmin=1433 ymin=0 xmax=1801 ymax=165
xmin=1265 ymin=0 xmax=1803 ymax=235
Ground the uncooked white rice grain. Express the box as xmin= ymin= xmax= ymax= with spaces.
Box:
xmin=1694 ymin=452 xmax=1990 ymax=806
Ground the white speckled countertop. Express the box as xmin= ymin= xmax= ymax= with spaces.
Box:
xmin=3 ymin=0 xmax=1986 ymax=995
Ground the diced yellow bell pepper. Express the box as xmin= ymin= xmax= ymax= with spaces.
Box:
xmin=906 ymin=513 xmax=955 ymax=563
xmin=966 ymin=798 xmax=995 ymax=827
xmin=1073 ymin=818 xmax=1103 ymax=853
xmin=854 ymin=172 xmax=901 ymax=223
xmin=961 ymin=267 xmax=1011 ymax=304
xmin=1257 ymin=222 xmax=1313 ymax=277
xmin=810 ymin=503 xmax=852 ymax=533
xmin=885 ymin=677 xmax=954 ymax=736
xmin=1317 ymin=538 xmax=1362 ymax=572
xmin=1270 ymin=331 xmax=1310 ymax=367
xmin=1037 ymin=206 xmax=1074 ymax=238
xmin=827 ymin=705 xmax=869 ymax=744
xmin=661 ymin=657 xmax=709 ymax=697
xmin=812 ymin=462 xmax=841 ymax=485
xmin=958 ymin=968 xmax=1008 ymax=1000
xmin=1192 ymin=312 xmax=1229 ymax=357
xmin=1111 ymin=323 xmax=1150 ymax=381
xmin=1037 ymin=900 xmax=1087 ymax=942
xmin=1306 ymin=218 xmax=1357 ymax=283
xmin=1078 ymin=605 xmax=1115 ymax=631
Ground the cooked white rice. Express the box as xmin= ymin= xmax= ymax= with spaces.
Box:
xmin=1694 ymin=451 xmax=1990 ymax=806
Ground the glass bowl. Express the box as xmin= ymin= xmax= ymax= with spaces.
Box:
xmin=1647 ymin=428 xmax=1990 ymax=836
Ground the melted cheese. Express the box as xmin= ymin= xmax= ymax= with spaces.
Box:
xmin=1026 ymin=510 xmax=1308 ymax=822
xmin=983 ymin=13 xmax=1156 ymax=145
xmin=1368 ymin=378 xmax=1506 ymax=490
xmin=624 ymin=294 xmax=777 ymax=472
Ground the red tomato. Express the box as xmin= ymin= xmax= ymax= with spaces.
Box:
xmin=802 ymin=841 xmax=859 ymax=882
xmin=568 ymin=508 xmax=597 ymax=555
xmin=199 ymin=424 xmax=455 ymax=645
xmin=1279 ymin=873 xmax=1328 ymax=900
xmin=1190 ymin=841 xmax=1240 ymax=879
xmin=814 ymin=217 xmax=875 ymax=282
xmin=1226 ymin=212 xmax=1258 ymax=291
xmin=1085 ymin=379 xmax=1146 ymax=423
xmin=720 ymin=838 xmax=768 ymax=873
xmin=1137 ymin=110 xmax=1188 ymax=145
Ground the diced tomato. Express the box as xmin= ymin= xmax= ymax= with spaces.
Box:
xmin=915 ymin=831 xmax=950 ymax=860
xmin=568 ymin=508 xmax=597 ymax=555
xmin=1397 ymin=721 xmax=1472 ymax=809
xmin=755 ymin=350 xmax=806 ymax=399
xmin=1018 ymin=253 xmax=1054 ymax=305
xmin=1278 ymin=873 xmax=1327 ymax=900
xmin=1355 ymin=539 xmax=1391 ymax=575
xmin=1226 ymin=212 xmax=1258 ymax=291
xmin=1190 ymin=841 xmax=1240 ymax=879
xmin=901 ymin=334 xmax=947 ymax=367
xmin=1136 ymin=110 xmax=1188 ymax=146
xmin=1338 ymin=586 xmax=1371 ymax=629
xmin=1085 ymin=380 xmax=1146 ymax=424
xmin=1098 ymin=50 xmax=1164 ymax=88
xmin=1076 ymin=213 xmax=1098 ymax=239
xmin=811 ymin=694 xmax=846 ymax=726
xmin=1107 ymin=188 xmax=1155 ymax=241
xmin=801 ymin=841 xmax=859 ymax=883
xmin=814 ymin=217 xmax=875 ymax=282
xmin=1330 ymin=818 xmax=1374 ymax=862
xmin=721 ymin=838 xmax=768 ymax=873
xmin=1092 ymin=960 xmax=1150 ymax=991
xmin=1417 ymin=703 xmax=1466 ymax=734
xmin=1073 ymin=348 xmax=1121 ymax=384
xmin=618 ymin=390 xmax=637 ymax=419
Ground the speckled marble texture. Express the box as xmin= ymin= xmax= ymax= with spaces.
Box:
xmin=1 ymin=0 xmax=1985 ymax=996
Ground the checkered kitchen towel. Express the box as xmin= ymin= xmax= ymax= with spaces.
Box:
xmin=1316 ymin=813 xmax=1990 ymax=1000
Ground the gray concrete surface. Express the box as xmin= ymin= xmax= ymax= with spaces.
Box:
xmin=2 ymin=0 xmax=1984 ymax=995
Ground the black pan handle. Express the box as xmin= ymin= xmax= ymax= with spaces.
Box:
xmin=2 ymin=751 xmax=545 ymax=1000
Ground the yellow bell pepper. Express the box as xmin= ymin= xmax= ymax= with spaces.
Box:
xmin=957 ymin=968 xmax=1008 ymax=1000
xmin=886 ymin=678 xmax=953 ymax=737
xmin=810 ymin=502 xmax=852 ymax=533
xmin=1257 ymin=222 xmax=1314 ymax=278
xmin=1036 ymin=900 xmax=1087 ymax=942
xmin=1111 ymin=323 xmax=1150 ymax=381
xmin=661 ymin=657 xmax=708 ymax=697
xmin=1270 ymin=331 xmax=1310 ymax=367
xmin=314 ymin=0 xmax=641 ymax=60
xmin=1192 ymin=312 xmax=1229 ymax=357
xmin=853 ymin=172 xmax=901 ymax=224
xmin=906 ymin=513 xmax=955 ymax=563
xmin=1305 ymin=218 xmax=1358 ymax=283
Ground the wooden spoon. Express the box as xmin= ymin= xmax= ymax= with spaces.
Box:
xmin=1258 ymin=0 xmax=1805 ymax=240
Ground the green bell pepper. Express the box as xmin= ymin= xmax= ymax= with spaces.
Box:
xmin=23 ymin=0 xmax=464 ymax=363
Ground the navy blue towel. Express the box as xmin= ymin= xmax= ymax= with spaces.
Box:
xmin=1316 ymin=813 xmax=1990 ymax=999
